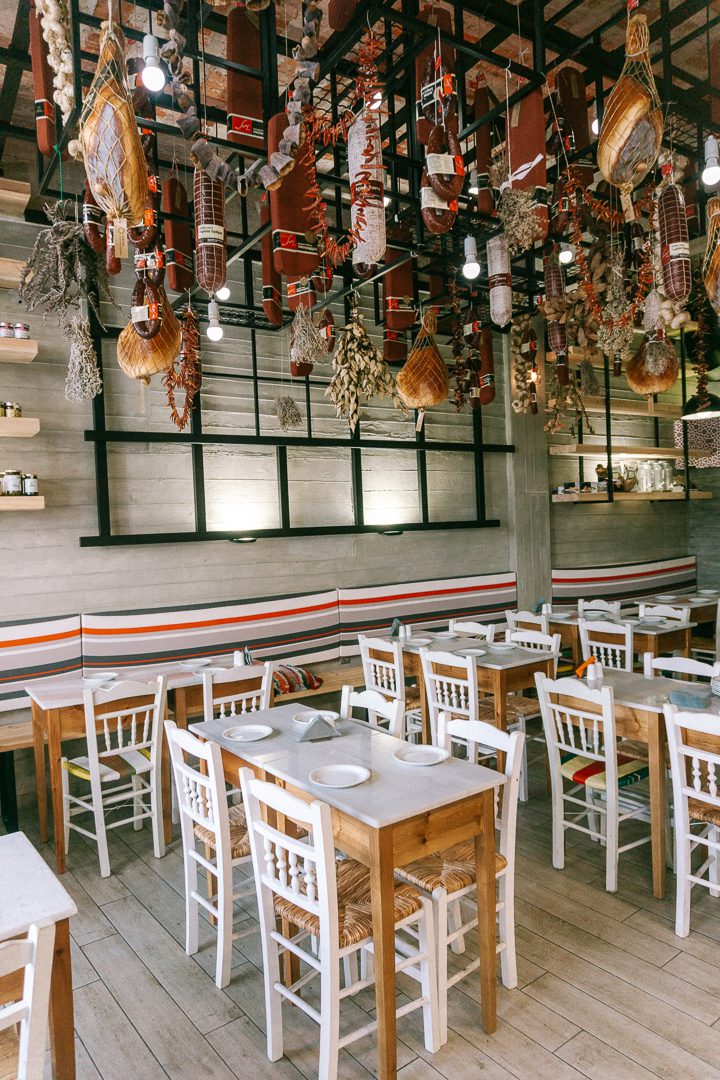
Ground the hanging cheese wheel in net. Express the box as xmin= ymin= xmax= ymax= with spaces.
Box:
xmin=703 ymin=197 xmax=720 ymax=315
xmin=117 ymin=287 xmax=181 ymax=383
xmin=658 ymin=183 xmax=691 ymax=304
xmin=260 ymin=200 xmax=283 ymax=326
xmin=472 ymin=80 xmax=494 ymax=217
xmin=396 ymin=308 xmax=448 ymax=409
xmin=487 ymin=235 xmax=512 ymax=328
xmin=383 ymin=248 xmax=416 ymax=331
xmin=349 ymin=109 xmax=386 ymax=277
xmin=227 ymin=6 xmax=264 ymax=151
xmin=507 ymin=86 xmax=548 ymax=242
xmin=269 ymin=114 xmax=318 ymax=276
xmin=29 ymin=0 xmax=63 ymax=159
xmin=194 ymin=166 xmax=226 ymax=295
xmin=557 ymin=67 xmax=594 ymax=188
xmin=384 ymin=329 xmax=407 ymax=365
xmin=328 ymin=0 xmax=358 ymax=31
xmin=597 ymin=14 xmax=663 ymax=199
xmin=287 ymin=277 xmax=316 ymax=311
xmin=415 ymin=6 xmax=454 ymax=146
xmin=162 ymin=176 xmax=194 ymax=293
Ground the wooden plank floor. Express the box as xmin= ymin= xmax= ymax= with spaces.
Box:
xmin=7 ymin=752 xmax=720 ymax=1080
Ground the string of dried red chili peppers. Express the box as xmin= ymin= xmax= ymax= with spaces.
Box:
xmin=164 ymin=305 xmax=201 ymax=431
xmin=302 ymin=29 xmax=384 ymax=266
xmin=560 ymin=165 xmax=655 ymax=330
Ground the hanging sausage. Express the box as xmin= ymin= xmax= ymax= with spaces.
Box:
xmin=556 ymin=67 xmax=594 ymax=188
xmin=507 ymin=86 xmax=548 ymax=242
xmin=415 ymin=6 xmax=454 ymax=146
xmin=472 ymin=326 xmax=495 ymax=406
xmin=227 ymin=6 xmax=264 ymax=152
xmin=383 ymin=248 xmax=416 ymax=332
xmin=472 ymin=80 xmax=494 ymax=218
xmin=260 ymin=200 xmax=283 ymax=326
xmin=193 ymin=166 xmax=227 ymax=295
xmin=426 ymin=122 xmax=465 ymax=205
xmin=658 ymin=182 xmax=691 ymax=304
xmin=287 ymin=277 xmax=316 ymax=311
xmin=420 ymin=169 xmax=457 ymax=236
xmin=348 ymin=109 xmax=385 ymax=278
xmin=545 ymin=257 xmax=568 ymax=384
xmin=487 ymin=235 xmax=512 ymax=328
xmin=328 ymin=0 xmax=359 ymax=31
xmin=161 ymin=176 xmax=194 ymax=293
xmin=383 ymin=330 xmax=407 ymax=365
xmin=463 ymin=300 xmax=484 ymax=349
xmin=268 ymin=114 xmax=318 ymax=276
xmin=29 ymin=0 xmax=61 ymax=159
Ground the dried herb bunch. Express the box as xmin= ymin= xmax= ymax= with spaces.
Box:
xmin=545 ymin=368 xmax=595 ymax=436
xmin=510 ymin=312 xmax=538 ymax=414
xmin=326 ymin=297 xmax=404 ymax=431
xmin=290 ymin=305 xmax=327 ymax=370
xmin=489 ymin=149 xmax=537 ymax=256
xmin=64 ymin=315 xmax=102 ymax=403
xmin=276 ymin=396 xmax=303 ymax=430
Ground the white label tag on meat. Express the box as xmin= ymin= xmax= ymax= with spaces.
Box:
xmin=426 ymin=153 xmax=459 ymax=176
xmin=667 ymin=241 xmax=690 ymax=258
xmin=113 ymin=218 xmax=128 ymax=258
xmin=131 ymin=304 xmax=150 ymax=323
xmin=197 ymin=223 xmax=225 ymax=244
xmin=421 ymin=186 xmax=450 ymax=210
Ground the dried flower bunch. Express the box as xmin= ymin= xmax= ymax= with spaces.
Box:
xmin=545 ymin=368 xmax=595 ymax=436
xmin=290 ymin=305 xmax=327 ymax=370
xmin=597 ymin=252 xmax=635 ymax=362
xmin=489 ymin=149 xmax=537 ymax=256
xmin=326 ymin=297 xmax=403 ymax=431
xmin=64 ymin=315 xmax=102 ymax=403
xmin=276 ymin=396 xmax=303 ymax=431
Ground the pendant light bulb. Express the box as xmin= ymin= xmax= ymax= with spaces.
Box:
xmin=462 ymin=235 xmax=480 ymax=280
xmin=468 ymin=168 xmax=479 ymax=196
xmin=383 ymin=194 xmax=391 ymax=207
xmin=141 ymin=34 xmax=166 ymax=93
xmin=206 ymin=298 xmax=224 ymax=342
xmin=591 ymin=108 xmax=599 ymax=136
xmin=215 ymin=285 xmax=231 ymax=301
xmin=702 ymin=135 xmax=720 ymax=188
xmin=558 ymin=242 xmax=574 ymax=266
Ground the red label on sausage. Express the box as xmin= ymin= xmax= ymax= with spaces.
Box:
xmin=34 ymin=98 xmax=53 ymax=120
xmin=489 ymin=273 xmax=511 ymax=289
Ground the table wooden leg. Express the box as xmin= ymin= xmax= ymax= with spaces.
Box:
xmin=370 ymin=827 xmax=397 ymax=1080
xmin=48 ymin=917 xmax=76 ymax=1080
xmin=173 ymin=688 xmax=189 ymax=729
xmin=419 ymin=670 xmax=431 ymax=745
xmin=46 ymin=711 xmax=66 ymax=874
xmin=570 ymin=625 xmax=581 ymax=667
xmin=161 ymin=721 xmax=172 ymax=847
xmin=475 ymin=789 xmax=497 ymax=1034
xmin=681 ymin=627 xmax=691 ymax=658
xmin=647 ymin=712 xmax=667 ymax=900
xmin=31 ymin=701 xmax=48 ymax=844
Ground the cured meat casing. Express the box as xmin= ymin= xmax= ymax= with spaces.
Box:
xmin=29 ymin=0 xmax=62 ymax=159
xmin=658 ymin=183 xmax=691 ymax=304
xmin=508 ymin=86 xmax=548 ymax=241
xmin=260 ymin=201 xmax=283 ymax=327
xmin=383 ymin=248 xmax=416 ymax=331
xmin=475 ymin=325 xmax=495 ymax=405
xmin=227 ymin=7 xmax=264 ymax=151
xmin=161 ymin=177 xmax=194 ymax=293
xmin=268 ymin=113 xmax=318 ymax=276
xmin=349 ymin=109 xmax=386 ymax=277
xmin=487 ymin=235 xmax=512 ymax=328
xmin=415 ymin=6 xmax=454 ymax=145
xmin=472 ymin=82 xmax=494 ymax=217
xmin=193 ymin=166 xmax=227 ymax=295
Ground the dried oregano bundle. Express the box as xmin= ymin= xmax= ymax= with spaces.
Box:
xmin=276 ymin=395 xmax=303 ymax=430
xmin=326 ymin=297 xmax=404 ymax=431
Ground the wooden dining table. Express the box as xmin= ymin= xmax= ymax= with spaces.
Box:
xmin=190 ymin=704 xmax=505 ymax=1080
xmin=0 ymin=831 xmax=77 ymax=1079
xmin=547 ymin=612 xmax=694 ymax=668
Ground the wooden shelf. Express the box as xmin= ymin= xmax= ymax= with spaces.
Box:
xmin=552 ymin=490 xmax=712 ymax=504
xmin=581 ymin=396 xmax=682 ymax=419
xmin=0 ymin=338 xmax=38 ymax=364
xmin=0 ymin=258 xmax=24 ymax=290
xmin=549 ymin=442 xmax=703 ymax=460
xmin=0 ymin=416 xmax=39 ymax=437
xmin=0 ymin=495 xmax=44 ymax=511
xmin=0 ymin=179 xmax=30 ymax=218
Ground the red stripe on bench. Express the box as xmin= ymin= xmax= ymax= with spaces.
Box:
xmin=552 ymin=562 xmax=696 ymax=585
xmin=338 ymin=582 xmax=514 ymax=607
xmin=83 ymin=599 xmax=339 ymax=636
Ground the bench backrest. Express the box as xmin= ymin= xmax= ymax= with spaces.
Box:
xmin=0 ymin=615 xmax=82 ymax=713
xmin=551 ymin=556 xmax=696 ymax=608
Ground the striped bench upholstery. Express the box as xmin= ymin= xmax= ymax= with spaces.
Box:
xmin=551 ymin=556 xmax=697 ymax=609
xmin=338 ymin=572 xmax=518 ymax=655
xmin=81 ymin=590 xmax=342 ymax=672
xmin=560 ymin=752 xmax=650 ymax=791
xmin=0 ymin=615 xmax=83 ymax=712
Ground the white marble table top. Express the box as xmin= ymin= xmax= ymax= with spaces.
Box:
xmin=594 ymin=670 xmax=720 ymax=716
xmin=548 ymin=613 xmax=696 ymax=636
xmin=24 ymin=660 xmax=224 ymax=711
xmin=401 ymin=634 xmax=555 ymax=670
xmin=190 ymin=703 xmax=504 ymax=830
xmin=0 ymin=832 xmax=77 ymax=940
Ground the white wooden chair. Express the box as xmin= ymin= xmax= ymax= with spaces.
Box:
xmin=339 ymin=686 xmax=404 ymax=738
xmin=395 ymin=715 xmax=524 ymax=1045
xmin=358 ymin=635 xmax=422 ymax=740
xmin=0 ymin=924 xmax=55 ymax=1080
xmin=448 ymin=619 xmax=496 ymax=641
xmin=579 ymin=618 xmax=634 ymax=672
xmin=61 ymin=677 xmax=167 ymax=878
xmin=664 ymin=704 xmax=720 ymax=937
xmin=638 ymin=603 xmax=690 ymax=624
xmin=535 ymin=673 xmax=651 ymax=892
xmin=644 ymin=655 xmax=720 ymax=680
xmin=206 ymin=660 xmax=274 ymax=722
xmin=420 ymin=649 xmax=480 ymax=748
xmin=578 ymin=598 xmax=622 ymax=618
xmin=504 ymin=610 xmax=549 ymax=636
xmin=165 ymin=721 xmax=254 ymax=988
xmin=238 ymin=767 xmax=440 ymax=1078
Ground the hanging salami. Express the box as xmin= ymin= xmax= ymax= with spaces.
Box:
xmin=487 ymin=235 xmax=512 ymax=327
xmin=260 ymin=201 xmax=282 ymax=326
xmin=328 ymin=0 xmax=359 ymax=31
xmin=472 ymin=80 xmax=494 ymax=217
xmin=312 ymin=260 xmax=333 ymax=300
xmin=420 ymin=169 xmax=457 ymax=235
xmin=227 ymin=6 xmax=264 ymax=151
xmin=473 ymin=325 xmax=495 ymax=405
xmin=29 ymin=0 xmax=61 ymax=159
xmin=507 ymin=86 xmax=548 ymax=241
xmin=415 ymin=6 xmax=454 ymax=146
xmin=658 ymin=182 xmax=691 ymax=304
xmin=545 ymin=257 xmax=567 ymax=383
xmin=383 ymin=249 xmax=416 ymax=331
xmin=426 ymin=122 xmax=464 ymax=203
xmin=161 ymin=176 xmax=194 ymax=293
xmin=82 ymin=180 xmax=106 ymax=256
xmin=268 ymin=114 xmax=318 ymax=276
xmin=383 ymin=329 xmax=407 ymax=365
xmin=318 ymin=310 xmax=335 ymax=353
xmin=287 ymin=277 xmax=316 ymax=311
xmin=193 ymin=166 xmax=227 ymax=295
xmin=463 ymin=301 xmax=484 ymax=349
xmin=556 ymin=67 xmax=594 ymax=187
xmin=348 ymin=109 xmax=385 ymax=277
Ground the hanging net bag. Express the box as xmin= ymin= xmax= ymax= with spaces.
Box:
xmin=396 ymin=308 xmax=449 ymax=410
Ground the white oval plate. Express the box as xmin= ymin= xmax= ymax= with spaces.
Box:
xmin=223 ymin=724 xmax=273 ymax=742
xmin=432 ymin=631 xmax=457 ymax=640
xmin=699 ymin=589 xmax=719 ymax=596
xmin=308 ymin=764 xmax=370 ymax=788
xmin=408 ymin=636 xmax=431 ymax=646
xmin=292 ymin=709 xmax=339 ymax=727
xmin=641 ymin=616 xmax=664 ymax=624
xmin=393 ymin=745 xmax=449 ymax=767
xmin=654 ymin=594 xmax=678 ymax=602
xmin=688 ymin=598 xmax=707 ymax=606
xmin=550 ymin=612 xmax=571 ymax=620
xmin=180 ymin=659 xmax=212 ymax=671
xmin=488 ymin=642 xmax=516 ymax=652
xmin=457 ymin=647 xmax=486 ymax=657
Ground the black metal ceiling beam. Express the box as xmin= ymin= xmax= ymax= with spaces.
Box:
xmin=0 ymin=0 xmax=31 ymax=164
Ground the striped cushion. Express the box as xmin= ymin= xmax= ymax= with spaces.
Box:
xmin=62 ymin=749 xmax=151 ymax=782
xmin=272 ymin=664 xmax=323 ymax=696
xmin=0 ymin=615 xmax=82 ymax=713
xmin=559 ymin=752 xmax=649 ymax=791
xmin=338 ymin=573 xmax=517 ymax=656
xmin=552 ymin=556 xmax=697 ymax=607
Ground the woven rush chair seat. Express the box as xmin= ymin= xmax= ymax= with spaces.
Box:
xmin=62 ymin=747 xmax=151 ymax=783
xmin=689 ymin=799 xmax=720 ymax=826
xmin=194 ymin=804 xmax=251 ymax=860
xmin=274 ymin=858 xmax=423 ymax=948
xmin=559 ymin=752 xmax=649 ymax=791
xmin=477 ymin=695 xmax=539 ymax=723
xmin=616 ymin=739 xmax=671 ymax=767
xmin=405 ymin=685 xmax=422 ymax=709
xmin=397 ymin=840 xmax=507 ymax=894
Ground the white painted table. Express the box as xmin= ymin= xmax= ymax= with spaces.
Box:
xmin=548 ymin=612 xmax=695 ymax=667
xmin=190 ymin=704 xmax=505 ymax=1080
xmin=0 ymin=832 xmax=77 ymax=1078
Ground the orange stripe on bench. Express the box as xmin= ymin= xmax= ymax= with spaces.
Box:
xmin=0 ymin=628 xmax=80 ymax=649
xmin=83 ymin=599 xmax=339 ymax=636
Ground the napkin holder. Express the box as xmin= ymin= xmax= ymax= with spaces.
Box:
xmin=668 ymin=689 xmax=712 ymax=710
xmin=296 ymin=716 xmax=342 ymax=742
